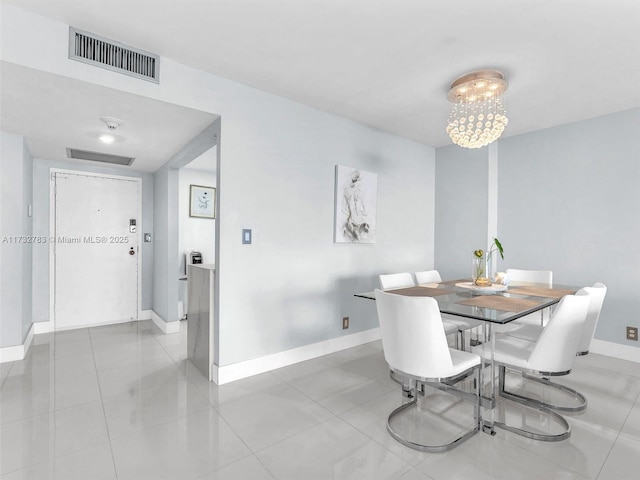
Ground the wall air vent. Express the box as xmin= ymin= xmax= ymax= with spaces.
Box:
xmin=69 ymin=27 xmax=159 ymax=83
xmin=67 ymin=148 xmax=135 ymax=166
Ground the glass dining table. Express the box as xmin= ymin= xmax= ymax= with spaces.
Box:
xmin=355 ymin=279 xmax=579 ymax=435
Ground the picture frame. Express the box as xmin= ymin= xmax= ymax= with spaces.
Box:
xmin=189 ymin=184 xmax=216 ymax=218
xmin=333 ymin=165 xmax=377 ymax=244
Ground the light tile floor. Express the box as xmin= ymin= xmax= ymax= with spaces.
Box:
xmin=0 ymin=320 xmax=638 ymax=479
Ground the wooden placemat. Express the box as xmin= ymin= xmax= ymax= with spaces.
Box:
xmin=387 ymin=286 xmax=456 ymax=297
xmin=439 ymin=279 xmax=469 ymax=286
xmin=507 ymin=286 xmax=576 ymax=299
xmin=457 ymin=295 xmax=540 ymax=313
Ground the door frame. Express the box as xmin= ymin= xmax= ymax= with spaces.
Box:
xmin=49 ymin=168 xmax=143 ymax=331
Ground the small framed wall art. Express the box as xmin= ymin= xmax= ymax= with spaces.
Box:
xmin=189 ymin=184 xmax=216 ymax=218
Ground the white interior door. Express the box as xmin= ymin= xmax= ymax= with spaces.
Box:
xmin=53 ymin=171 xmax=140 ymax=330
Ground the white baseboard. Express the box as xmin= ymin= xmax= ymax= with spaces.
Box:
xmin=0 ymin=323 xmax=35 ymax=363
xmin=150 ymin=311 xmax=181 ymax=334
xmin=33 ymin=321 xmax=51 ymax=334
xmin=213 ymin=327 xmax=381 ymax=385
xmin=590 ymin=339 xmax=640 ymax=363
xmin=53 ymin=317 xmax=142 ymax=332
xmin=31 ymin=313 xmax=150 ymax=335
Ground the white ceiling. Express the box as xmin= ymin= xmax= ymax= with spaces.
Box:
xmin=1 ymin=0 xmax=639 ymax=153
xmin=0 ymin=62 xmax=217 ymax=172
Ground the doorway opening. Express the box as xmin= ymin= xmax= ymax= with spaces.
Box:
xmin=178 ymin=145 xmax=217 ymax=320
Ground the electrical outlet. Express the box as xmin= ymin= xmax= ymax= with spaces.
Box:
xmin=627 ymin=326 xmax=638 ymax=341
xmin=342 ymin=317 xmax=349 ymax=329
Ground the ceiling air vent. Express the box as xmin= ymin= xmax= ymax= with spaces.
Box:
xmin=69 ymin=27 xmax=159 ymax=83
xmin=67 ymin=148 xmax=135 ymax=166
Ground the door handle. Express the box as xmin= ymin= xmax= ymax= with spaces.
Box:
xmin=129 ymin=247 xmax=135 ymax=256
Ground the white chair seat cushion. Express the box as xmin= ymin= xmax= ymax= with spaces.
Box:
xmin=474 ymin=335 xmax=536 ymax=370
xmin=448 ymin=349 xmax=481 ymax=377
xmin=503 ymin=324 xmax=543 ymax=343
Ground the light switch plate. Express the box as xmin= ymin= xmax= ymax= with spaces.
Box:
xmin=242 ymin=229 xmax=252 ymax=244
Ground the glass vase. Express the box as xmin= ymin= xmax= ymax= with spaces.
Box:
xmin=472 ymin=256 xmax=486 ymax=285
xmin=484 ymin=253 xmax=494 ymax=285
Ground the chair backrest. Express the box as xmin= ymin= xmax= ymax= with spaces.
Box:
xmin=374 ymin=289 xmax=453 ymax=378
xmin=528 ymin=291 xmax=590 ymax=373
xmin=414 ymin=270 xmax=443 ymax=284
xmin=379 ymin=273 xmax=415 ymax=290
xmin=506 ymin=268 xmax=553 ymax=286
xmin=577 ymin=282 xmax=607 ymax=354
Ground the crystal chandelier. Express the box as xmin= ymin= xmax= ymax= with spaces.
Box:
xmin=446 ymin=70 xmax=508 ymax=149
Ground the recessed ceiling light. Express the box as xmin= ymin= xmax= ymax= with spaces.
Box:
xmin=99 ymin=134 xmax=116 ymax=144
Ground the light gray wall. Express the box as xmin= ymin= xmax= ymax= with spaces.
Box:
xmin=152 ymin=165 xmax=170 ymax=322
xmin=141 ymin=172 xmax=154 ymax=310
xmin=498 ymin=108 xmax=640 ymax=346
xmin=434 ymin=145 xmax=489 ymax=280
xmin=0 ymin=132 xmax=33 ymax=347
xmin=217 ymin=108 xmax=434 ymax=366
xmin=31 ymin=158 xmax=155 ymax=324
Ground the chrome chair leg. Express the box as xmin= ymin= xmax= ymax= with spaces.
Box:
xmin=495 ymin=366 xmax=571 ymax=441
xmin=499 ymin=367 xmax=587 ymax=412
xmin=387 ymin=369 xmax=481 ymax=452
xmin=390 ymin=370 xmax=426 ymax=397
xmin=494 ymin=410 xmax=571 ymax=442
xmin=520 ymin=373 xmax=587 ymax=412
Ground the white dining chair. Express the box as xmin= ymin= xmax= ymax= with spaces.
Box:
xmin=378 ymin=272 xmax=460 ymax=347
xmin=502 ymin=282 xmax=607 ymax=358
xmin=577 ymin=282 xmax=607 ymax=355
xmin=506 ymin=268 xmax=554 ymax=327
xmin=415 ymin=269 xmax=483 ymax=350
xmin=378 ymin=272 xmax=414 ymax=290
xmin=414 ymin=269 xmax=443 ymax=285
xmin=474 ymin=292 xmax=590 ymax=441
xmin=375 ymin=289 xmax=481 ymax=452
xmin=506 ymin=268 xmax=553 ymax=286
